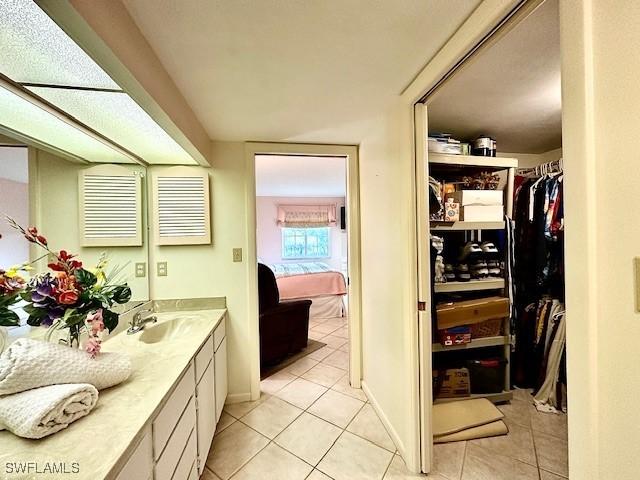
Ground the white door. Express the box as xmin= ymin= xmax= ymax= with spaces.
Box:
xmin=414 ymin=103 xmax=433 ymax=473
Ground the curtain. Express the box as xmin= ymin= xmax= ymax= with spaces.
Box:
xmin=277 ymin=204 xmax=337 ymax=227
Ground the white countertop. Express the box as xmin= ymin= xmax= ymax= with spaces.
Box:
xmin=0 ymin=309 xmax=226 ymax=480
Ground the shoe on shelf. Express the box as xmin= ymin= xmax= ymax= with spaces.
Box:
xmin=480 ymin=241 xmax=499 ymax=254
xmin=444 ymin=264 xmax=456 ymax=282
xmin=459 ymin=242 xmax=482 ymax=262
xmin=456 ymin=264 xmax=471 ymax=282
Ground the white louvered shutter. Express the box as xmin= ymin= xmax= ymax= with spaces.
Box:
xmin=152 ymin=168 xmax=211 ymax=245
xmin=79 ymin=166 xmax=143 ymax=247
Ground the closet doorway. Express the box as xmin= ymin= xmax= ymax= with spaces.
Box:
xmin=415 ymin=0 xmax=568 ymax=478
xmin=244 ymin=143 xmax=362 ymax=401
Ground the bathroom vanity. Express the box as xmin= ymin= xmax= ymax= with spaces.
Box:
xmin=0 ymin=309 xmax=228 ymax=480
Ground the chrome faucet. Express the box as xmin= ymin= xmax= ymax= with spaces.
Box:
xmin=127 ymin=308 xmax=157 ymax=335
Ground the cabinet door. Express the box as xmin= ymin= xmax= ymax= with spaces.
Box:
xmin=196 ymin=361 xmax=216 ymax=475
xmin=214 ymin=337 xmax=228 ymax=422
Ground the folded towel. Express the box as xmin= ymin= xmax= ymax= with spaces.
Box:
xmin=0 ymin=338 xmax=131 ymax=396
xmin=0 ymin=383 xmax=98 ymax=439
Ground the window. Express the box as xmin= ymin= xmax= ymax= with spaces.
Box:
xmin=282 ymin=227 xmax=330 ymax=259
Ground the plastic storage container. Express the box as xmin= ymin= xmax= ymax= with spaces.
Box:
xmin=467 ymin=358 xmax=507 ymax=394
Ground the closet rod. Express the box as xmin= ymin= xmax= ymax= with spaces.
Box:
xmin=418 ymin=0 xmax=545 ymax=105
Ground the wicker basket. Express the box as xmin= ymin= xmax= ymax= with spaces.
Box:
xmin=470 ymin=317 xmax=504 ymax=338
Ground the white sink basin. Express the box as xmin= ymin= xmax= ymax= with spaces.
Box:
xmin=139 ymin=318 xmax=192 ymax=344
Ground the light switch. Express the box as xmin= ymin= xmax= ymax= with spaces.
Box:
xmin=233 ymin=248 xmax=243 ymax=262
xmin=135 ymin=262 xmax=146 ymax=278
xmin=157 ymin=262 xmax=168 ymax=277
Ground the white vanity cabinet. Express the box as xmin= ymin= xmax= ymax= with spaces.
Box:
xmin=114 ymin=314 xmax=228 ymax=480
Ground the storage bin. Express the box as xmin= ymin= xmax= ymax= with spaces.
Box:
xmin=467 ymin=358 xmax=507 ymax=394
xmin=469 ymin=317 xmax=504 ymax=338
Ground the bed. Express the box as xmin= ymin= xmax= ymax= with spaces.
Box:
xmin=268 ymin=262 xmax=347 ymax=319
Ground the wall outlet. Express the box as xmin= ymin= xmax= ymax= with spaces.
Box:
xmin=233 ymin=248 xmax=243 ymax=263
xmin=135 ymin=262 xmax=147 ymax=278
xmin=157 ymin=262 xmax=168 ymax=277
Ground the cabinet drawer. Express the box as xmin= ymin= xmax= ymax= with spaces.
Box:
xmin=194 ymin=335 xmax=214 ymax=384
xmin=154 ymin=363 xmax=196 ymax=460
xmin=214 ymin=317 xmax=226 ymax=352
xmin=171 ymin=428 xmax=197 ymax=480
xmin=115 ymin=427 xmax=152 ymax=480
xmin=155 ymin=396 xmax=196 ymax=480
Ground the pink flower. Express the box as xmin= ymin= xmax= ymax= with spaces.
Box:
xmin=86 ymin=309 xmax=104 ymax=335
xmin=85 ymin=337 xmax=101 ymax=358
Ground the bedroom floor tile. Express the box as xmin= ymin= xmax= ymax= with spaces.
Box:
xmin=306 ymin=346 xmax=336 ymax=361
xmin=307 ymin=390 xmax=364 ymax=428
xmin=274 ymin=412 xmax=342 ymax=465
xmin=275 ymin=377 xmax=328 ymax=409
xmin=302 ymin=363 xmax=346 ymax=388
xmin=321 ymin=349 xmax=350 ymax=370
xmin=240 ymin=396 xmax=303 ymax=439
xmin=320 ymin=334 xmax=348 ymax=350
xmin=260 ymin=370 xmax=297 ymax=394
xmin=284 ymin=357 xmax=319 ymax=376
xmin=311 ymin=323 xmax=342 ymax=335
xmin=331 ymin=374 xmax=368 ymax=402
xmin=317 ymin=431 xmax=394 ymax=480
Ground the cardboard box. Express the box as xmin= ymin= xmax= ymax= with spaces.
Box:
xmin=439 ymin=326 xmax=472 ymax=346
xmin=450 ymin=190 xmax=503 ymax=206
xmin=460 ymin=205 xmax=504 ymax=222
xmin=436 ymin=296 xmax=510 ymax=330
xmin=433 ymin=368 xmax=471 ymax=398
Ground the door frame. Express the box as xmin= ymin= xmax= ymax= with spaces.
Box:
xmin=244 ymin=142 xmax=362 ymax=400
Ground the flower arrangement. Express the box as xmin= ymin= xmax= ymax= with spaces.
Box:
xmin=0 ymin=218 xmax=132 ymax=357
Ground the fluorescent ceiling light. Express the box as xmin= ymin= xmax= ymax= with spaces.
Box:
xmin=29 ymin=87 xmax=196 ymax=165
xmin=0 ymin=82 xmax=134 ymax=164
xmin=0 ymin=0 xmax=197 ymax=165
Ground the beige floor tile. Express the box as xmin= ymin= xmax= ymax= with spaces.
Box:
xmin=322 ymin=350 xmax=350 ymax=370
xmin=302 ymin=363 xmax=346 ymax=388
xmin=260 ymin=370 xmax=297 ymax=395
xmin=307 ymin=469 xmax=333 ymax=480
xmin=275 ymin=377 xmax=328 ymax=409
xmin=317 ymin=431 xmax=394 ymax=480
xmin=540 ymin=470 xmax=567 ymax=480
xmin=384 ymin=454 xmax=436 ymax=479
xmin=215 ymin=411 xmax=236 ymax=435
xmin=206 ymin=421 xmax=269 ymax=479
xmin=308 ymin=330 xmax=327 ymax=341
xmin=533 ymin=430 xmax=568 ymax=477
xmin=232 ymin=443 xmax=313 ymax=480
xmin=462 ymin=443 xmax=539 ymax=480
xmin=498 ymin=399 xmax=533 ymax=429
xmin=432 ymin=441 xmax=465 ymax=479
xmin=320 ymin=334 xmax=348 ymax=350
xmin=312 ymin=323 xmax=342 ymax=335
xmin=275 ymin=412 xmax=343 ymax=465
xmin=530 ymin=410 xmax=568 ymax=440
xmin=338 ymin=343 xmax=349 ymax=353
xmin=285 ymin=357 xmax=320 ymax=376
xmin=308 ymin=390 xmax=364 ymax=428
xmin=331 ymin=374 xmax=368 ymax=402
xmin=241 ymin=396 xmax=303 ymax=439
xmin=333 ymin=327 xmax=349 ymax=339
xmin=201 ymin=467 xmax=222 ymax=480
xmin=307 ymin=346 xmax=337 ymax=361
xmin=223 ymin=392 xmax=270 ymax=419
xmin=468 ymin=419 xmax=537 ymax=466
xmin=347 ymin=403 xmax=396 ymax=452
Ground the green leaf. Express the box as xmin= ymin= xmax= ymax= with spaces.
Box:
xmin=26 ymin=314 xmax=43 ymax=327
xmin=112 ymin=285 xmax=132 ymax=304
xmin=102 ymin=309 xmax=119 ymax=333
xmin=75 ymin=268 xmax=97 ymax=288
xmin=0 ymin=308 xmax=20 ymax=327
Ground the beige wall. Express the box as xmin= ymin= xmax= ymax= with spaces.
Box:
xmin=31 ymin=150 xmax=149 ymax=301
xmin=499 ymin=147 xmax=562 ymax=168
xmin=148 ymin=141 xmax=253 ymax=401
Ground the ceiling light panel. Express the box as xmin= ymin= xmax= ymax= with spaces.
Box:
xmin=0 ymin=84 xmax=133 ymax=163
xmin=28 ymin=87 xmax=197 ymax=165
xmin=0 ymin=0 xmax=119 ymax=89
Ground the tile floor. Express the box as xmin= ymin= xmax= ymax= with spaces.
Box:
xmin=203 ymin=316 xmax=569 ymax=480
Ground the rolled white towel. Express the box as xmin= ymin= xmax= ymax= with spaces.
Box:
xmin=0 ymin=338 xmax=131 ymax=396
xmin=0 ymin=383 xmax=98 ymax=439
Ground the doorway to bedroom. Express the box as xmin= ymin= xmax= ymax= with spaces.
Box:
xmin=256 ymin=154 xmax=352 ymax=388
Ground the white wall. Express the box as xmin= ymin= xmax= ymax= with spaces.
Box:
xmin=148 ymin=141 xmax=253 ymax=401
xmin=0 ymin=147 xmax=29 ymax=268
xmin=499 ymin=147 xmax=562 ymax=168
xmin=256 ymin=196 xmax=346 ymax=271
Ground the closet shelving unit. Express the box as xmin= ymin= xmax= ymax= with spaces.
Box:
xmin=429 ymin=152 xmax=518 ymax=405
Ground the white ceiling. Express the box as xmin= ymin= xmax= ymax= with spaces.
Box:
xmin=255 ymin=155 xmax=346 ymax=197
xmin=427 ymin=0 xmax=561 ymax=153
xmin=121 ymin=0 xmax=481 ymax=143
xmin=0 ymin=146 xmax=28 ymax=184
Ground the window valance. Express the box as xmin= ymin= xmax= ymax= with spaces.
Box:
xmin=277 ymin=204 xmax=337 ymax=227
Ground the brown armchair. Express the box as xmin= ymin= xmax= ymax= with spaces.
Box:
xmin=258 ymin=263 xmax=312 ymax=367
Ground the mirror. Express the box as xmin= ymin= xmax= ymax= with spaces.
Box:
xmin=0 ymin=140 xmax=150 ymax=342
